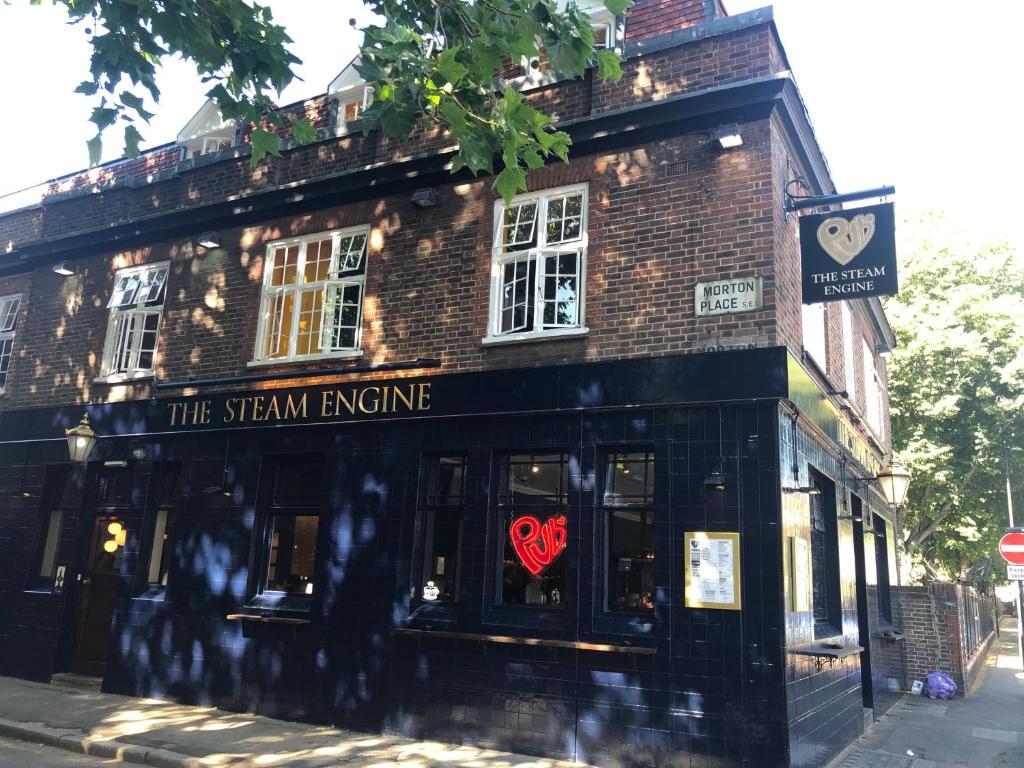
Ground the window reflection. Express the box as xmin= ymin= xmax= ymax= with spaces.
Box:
xmin=605 ymin=451 xmax=655 ymax=612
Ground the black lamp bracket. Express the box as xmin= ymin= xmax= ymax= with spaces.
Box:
xmin=784 ymin=184 xmax=895 ymax=213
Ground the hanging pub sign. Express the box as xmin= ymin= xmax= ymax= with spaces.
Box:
xmin=800 ymin=202 xmax=898 ymax=303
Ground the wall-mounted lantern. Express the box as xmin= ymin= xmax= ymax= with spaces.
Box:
xmin=66 ymin=413 xmax=97 ymax=463
xmin=875 ymin=461 xmax=911 ymax=508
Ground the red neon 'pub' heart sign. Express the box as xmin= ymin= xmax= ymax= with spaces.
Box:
xmin=509 ymin=514 xmax=567 ymax=576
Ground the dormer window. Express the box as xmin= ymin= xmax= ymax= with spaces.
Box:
xmin=328 ymin=57 xmax=374 ymax=136
xmin=177 ymin=101 xmax=236 ymax=161
xmin=507 ymin=4 xmax=620 ymax=91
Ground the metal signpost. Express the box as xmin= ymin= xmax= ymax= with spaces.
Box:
xmin=998 ymin=528 xmax=1024 ymax=667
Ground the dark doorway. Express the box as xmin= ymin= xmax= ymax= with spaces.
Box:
xmin=850 ymin=494 xmax=874 ymax=709
xmin=70 ymin=512 xmax=126 ymax=675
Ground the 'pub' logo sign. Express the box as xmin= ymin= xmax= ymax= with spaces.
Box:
xmin=800 ymin=202 xmax=898 ymax=303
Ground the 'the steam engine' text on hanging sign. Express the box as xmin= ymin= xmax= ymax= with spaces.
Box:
xmin=800 ymin=203 xmax=898 ymax=303
xmin=694 ymin=276 xmax=762 ymax=317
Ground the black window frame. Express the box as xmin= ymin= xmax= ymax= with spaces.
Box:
xmin=26 ymin=465 xmax=72 ymax=592
xmin=138 ymin=462 xmax=182 ymax=595
xmin=602 ymin=448 xmax=655 ymax=614
xmin=250 ymin=454 xmax=326 ymax=607
xmin=495 ymin=451 xmax=571 ymax=610
xmin=417 ymin=454 xmax=468 ymax=604
xmin=873 ymin=512 xmax=894 ymax=625
xmin=809 ymin=468 xmax=843 ymax=638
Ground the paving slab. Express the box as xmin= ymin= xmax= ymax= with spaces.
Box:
xmin=838 ymin=621 xmax=1024 ymax=768
xmin=0 ymin=675 xmax=587 ymax=768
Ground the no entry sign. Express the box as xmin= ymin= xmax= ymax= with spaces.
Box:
xmin=998 ymin=531 xmax=1024 ymax=565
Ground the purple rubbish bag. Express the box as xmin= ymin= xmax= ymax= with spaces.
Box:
xmin=925 ymin=671 xmax=957 ymax=700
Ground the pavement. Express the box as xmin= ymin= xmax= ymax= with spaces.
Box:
xmin=0 ymin=625 xmax=1021 ymax=768
xmin=0 ymin=675 xmax=581 ymax=768
xmin=836 ymin=620 xmax=1024 ymax=768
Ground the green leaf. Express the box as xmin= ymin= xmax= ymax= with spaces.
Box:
xmin=123 ymin=124 xmax=143 ymax=157
xmin=595 ymin=49 xmax=623 ymax=82
xmin=74 ymin=80 xmax=98 ymax=96
xmin=87 ymin=135 xmax=102 ymax=167
xmin=120 ymin=92 xmax=155 ymax=122
xmin=435 ymin=47 xmax=469 ymax=86
xmin=494 ymin=163 xmax=527 ymax=203
xmin=289 ymin=115 xmax=318 ymax=145
xmin=249 ymin=128 xmax=281 ymax=164
xmin=90 ymin=106 xmax=119 ymax=131
xmin=603 ymin=0 xmax=634 ymax=15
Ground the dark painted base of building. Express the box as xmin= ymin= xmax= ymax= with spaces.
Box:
xmin=0 ymin=350 xmax=903 ymax=768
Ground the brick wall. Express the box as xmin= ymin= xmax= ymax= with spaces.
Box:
xmin=897 ymin=583 xmax=995 ymax=694
xmin=625 ymin=0 xmax=708 ymax=42
xmin=0 ymin=20 xmax=783 ymax=255
xmin=0 ymin=122 xmax=778 ymax=411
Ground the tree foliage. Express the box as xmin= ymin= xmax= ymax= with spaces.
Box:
xmin=357 ymin=0 xmax=630 ymax=201
xmin=30 ymin=0 xmax=630 ymax=197
xmin=887 ymin=213 xmax=1024 ymax=584
xmin=31 ymin=0 xmax=305 ymax=166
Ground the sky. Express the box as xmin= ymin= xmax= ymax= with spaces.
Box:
xmin=0 ymin=1 xmax=1021 ymax=248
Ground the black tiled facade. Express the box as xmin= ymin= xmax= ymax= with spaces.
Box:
xmin=0 ymin=350 xmax=899 ymax=767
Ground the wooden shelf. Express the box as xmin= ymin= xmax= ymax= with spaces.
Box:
xmin=393 ymin=627 xmax=656 ymax=655
xmin=790 ymin=645 xmax=864 ymax=671
xmin=226 ymin=613 xmax=311 ymax=625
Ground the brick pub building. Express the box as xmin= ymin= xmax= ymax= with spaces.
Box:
xmin=0 ymin=3 xmax=906 ymax=767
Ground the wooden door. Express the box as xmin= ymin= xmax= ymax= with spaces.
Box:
xmin=70 ymin=513 xmax=126 ymax=675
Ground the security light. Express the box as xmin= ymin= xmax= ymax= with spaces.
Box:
xmin=410 ymin=188 xmax=440 ymax=208
xmin=52 ymin=262 xmax=74 ymax=276
xmin=713 ymin=124 xmax=743 ymax=149
xmin=196 ymin=232 xmax=221 ymax=249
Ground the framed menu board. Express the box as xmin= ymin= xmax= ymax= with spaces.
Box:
xmin=684 ymin=531 xmax=741 ymax=610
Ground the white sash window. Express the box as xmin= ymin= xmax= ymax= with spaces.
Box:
xmin=486 ymin=184 xmax=588 ymax=342
xmin=0 ymin=293 xmax=22 ymax=393
xmin=101 ymin=263 xmax=168 ymax=379
xmin=254 ymin=226 xmax=369 ymax=363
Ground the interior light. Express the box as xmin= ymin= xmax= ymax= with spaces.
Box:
xmin=107 ymin=522 xmax=123 ymax=536
xmin=103 ymin=540 xmax=118 ymax=554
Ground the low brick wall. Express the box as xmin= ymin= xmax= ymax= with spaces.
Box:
xmin=898 ymin=583 xmax=994 ymax=695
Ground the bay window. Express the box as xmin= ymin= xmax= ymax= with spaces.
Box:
xmin=101 ymin=263 xmax=168 ymax=378
xmin=254 ymin=226 xmax=369 ymax=363
xmin=0 ymin=293 xmax=21 ymax=393
xmin=486 ymin=185 xmax=587 ymax=341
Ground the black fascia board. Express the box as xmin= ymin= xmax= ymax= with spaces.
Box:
xmin=1 ymin=73 xmax=795 ymax=275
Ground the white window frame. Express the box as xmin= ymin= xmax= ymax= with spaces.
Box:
xmin=863 ymin=339 xmax=883 ymax=439
xmin=252 ymin=226 xmax=370 ymax=365
xmin=200 ymin=136 xmax=233 ymax=156
xmin=333 ymin=85 xmax=374 ymax=136
xmin=841 ymin=302 xmax=857 ymax=397
xmin=99 ymin=264 xmax=168 ymax=382
xmin=0 ymin=293 xmax=22 ymax=394
xmin=484 ymin=183 xmax=588 ymax=344
xmin=505 ymin=6 xmax=620 ymax=91
xmin=801 ymin=301 xmax=827 ymax=372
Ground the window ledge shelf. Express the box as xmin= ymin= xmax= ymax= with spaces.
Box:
xmin=94 ymin=372 xmax=154 ymax=385
xmin=247 ymin=350 xmax=364 ymax=368
xmin=480 ymin=328 xmax=589 ymax=348
xmin=226 ymin=613 xmax=311 ymax=625
xmin=393 ymin=627 xmax=655 ymax=654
